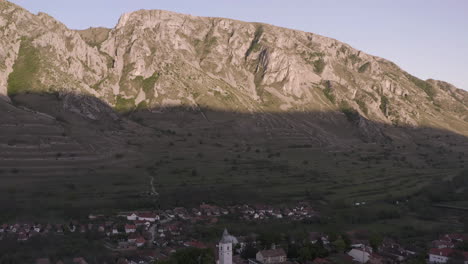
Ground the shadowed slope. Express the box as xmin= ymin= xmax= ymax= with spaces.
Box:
xmin=0 ymin=93 xmax=466 ymax=220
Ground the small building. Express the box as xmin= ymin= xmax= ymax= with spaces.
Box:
xmin=126 ymin=213 xmax=138 ymax=221
xmin=125 ymin=224 xmax=136 ymax=233
xmin=135 ymin=237 xmax=146 ymax=247
xmin=256 ymin=248 xmax=287 ymax=264
xmin=137 ymin=212 xmax=159 ymax=222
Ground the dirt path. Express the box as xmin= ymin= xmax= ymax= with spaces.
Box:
xmin=150 ymin=176 xmax=159 ymax=196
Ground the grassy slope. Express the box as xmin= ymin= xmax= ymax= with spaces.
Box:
xmin=7 ymin=39 xmax=41 ymax=95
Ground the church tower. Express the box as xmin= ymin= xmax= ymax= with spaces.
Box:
xmin=218 ymin=228 xmax=233 ymax=264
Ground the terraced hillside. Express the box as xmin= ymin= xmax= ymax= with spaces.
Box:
xmin=0 ymin=0 xmax=466 ymax=220
xmin=1 ymin=92 xmax=465 ymax=221
xmin=0 ymin=94 xmax=152 ymax=220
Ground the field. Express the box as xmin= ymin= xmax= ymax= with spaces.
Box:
xmin=0 ymin=93 xmax=466 ymax=222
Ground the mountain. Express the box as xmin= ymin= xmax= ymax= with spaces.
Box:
xmin=0 ymin=0 xmax=466 ymax=217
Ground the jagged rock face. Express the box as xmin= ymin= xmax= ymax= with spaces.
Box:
xmin=0 ymin=1 xmax=467 ymax=136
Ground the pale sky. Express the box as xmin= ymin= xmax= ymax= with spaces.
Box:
xmin=10 ymin=0 xmax=468 ymax=90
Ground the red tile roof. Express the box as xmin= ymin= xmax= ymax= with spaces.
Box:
xmin=429 ymin=248 xmax=454 ymax=257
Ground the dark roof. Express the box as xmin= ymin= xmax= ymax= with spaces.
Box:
xmin=258 ymin=248 xmax=286 ymax=258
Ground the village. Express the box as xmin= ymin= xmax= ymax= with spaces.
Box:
xmin=1 ymin=201 xmax=468 ymax=264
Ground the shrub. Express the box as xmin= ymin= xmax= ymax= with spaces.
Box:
xmin=348 ymin=54 xmax=362 ymax=64
xmin=142 ymin=72 xmax=159 ymax=93
xmin=358 ymin=62 xmax=370 ymax=73
xmin=313 ymin=58 xmax=326 ymax=74
xmin=323 ymin=85 xmax=335 ymax=103
xmin=356 ymin=99 xmax=368 ymax=114
xmin=380 ymin=95 xmax=389 ymax=115
xmin=339 ymin=101 xmax=359 ymax=122
xmin=245 ymin=25 xmax=264 ymax=58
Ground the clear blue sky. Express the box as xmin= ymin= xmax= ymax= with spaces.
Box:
xmin=10 ymin=0 xmax=468 ymax=90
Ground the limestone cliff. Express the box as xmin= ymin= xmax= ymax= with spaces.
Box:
xmin=0 ymin=0 xmax=466 ymax=137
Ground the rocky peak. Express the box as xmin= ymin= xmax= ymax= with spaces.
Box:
xmin=0 ymin=0 xmax=466 ymax=137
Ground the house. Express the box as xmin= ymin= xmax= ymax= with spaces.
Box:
xmin=428 ymin=248 xmax=468 ymax=263
xmin=348 ymin=248 xmax=371 ymax=263
xmin=136 ymin=236 xmax=146 ymax=247
xmin=33 ymin=224 xmax=41 ymax=233
xmin=125 ymin=224 xmax=137 ymax=233
xmin=256 ymin=248 xmax=287 ymax=264
xmin=137 ymin=212 xmax=159 ymax=222
xmin=126 ymin=213 xmax=138 ymax=221
xmin=429 ymin=248 xmax=453 ymax=263
xmin=427 ymin=248 xmax=468 ymax=263
xmin=441 ymin=234 xmax=467 ymax=243
xmin=184 ymin=240 xmax=207 ymax=249
xmin=433 ymin=239 xmax=455 ymax=249
xmin=17 ymin=232 xmax=28 ymax=241
xmin=309 ymin=232 xmax=329 ymax=245
xmin=378 ymin=238 xmax=410 ymax=262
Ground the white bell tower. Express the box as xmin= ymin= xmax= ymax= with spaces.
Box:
xmin=218 ymin=228 xmax=233 ymax=264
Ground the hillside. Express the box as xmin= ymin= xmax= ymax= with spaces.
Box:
xmin=0 ymin=0 xmax=466 ymax=218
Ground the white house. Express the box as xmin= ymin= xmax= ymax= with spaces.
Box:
xmin=137 ymin=212 xmax=159 ymax=222
xmin=126 ymin=213 xmax=138 ymax=221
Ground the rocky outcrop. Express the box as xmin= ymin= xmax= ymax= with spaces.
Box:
xmin=0 ymin=0 xmax=466 ymax=137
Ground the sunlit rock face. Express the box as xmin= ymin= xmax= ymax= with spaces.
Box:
xmin=0 ymin=1 xmax=466 ymax=136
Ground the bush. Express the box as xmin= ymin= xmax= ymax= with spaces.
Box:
xmin=323 ymin=82 xmax=335 ymax=103
xmin=245 ymin=25 xmax=264 ymax=58
xmin=358 ymin=62 xmax=370 ymax=73
xmin=340 ymin=101 xmax=359 ymax=122
xmin=313 ymin=58 xmax=326 ymax=74
xmin=380 ymin=95 xmax=389 ymax=115
xmin=355 ymin=99 xmax=368 ymax=114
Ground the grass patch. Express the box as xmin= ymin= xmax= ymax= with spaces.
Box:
xmin=141 ymin=72 xmax=160 ymax=94
xmin=323 ymin=82 xmax=335 ymax=103
xmin=380 ymin=95 xmax=389 ymax=115
xmin=245 ymin=25 xmax=264 ymax=58
xmin=404 ymin=73 xmax=436 ymax=100
xmin=7 ymin=39 xmax=41 ymax=95
xmin=348 ymin=54 xmax=362 ymax=65
xmin=313 ymin=58 xmax=326 ymax=74
xmin=339 ymin=101 xmax=359 ymax=122
xmin=114 ymin=95 xmax=135 ymax=112
xmin=194 ymin=34 xmax=218 ymax=60
xmin=358 ymin=62 xmax=370 ymax=73
xmin=356 ymin=99 xmax=368 ymax=114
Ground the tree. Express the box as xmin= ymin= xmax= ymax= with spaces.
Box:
xmin=332 ymin=237 xmax=347 ymax=253
xmin=369 ymin=233 xmax=383 ymax=251
xmin=241 ymin=240 xmax=258 ymax=259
